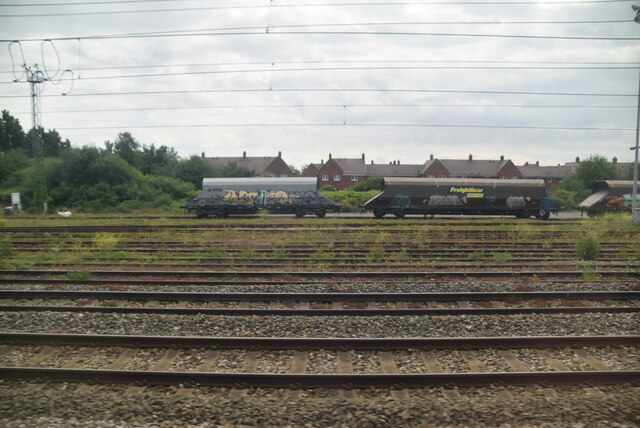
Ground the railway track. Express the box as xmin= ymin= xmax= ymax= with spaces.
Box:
xmin=1 ymin=333 xmax=637 ymax=389
xmin=1 ymin=290 xmax=637 ymax=316
xmin=1 ymin=216 xmax=637 ymax=426
xmin=1 ymin=269 xmax=638 ymax=280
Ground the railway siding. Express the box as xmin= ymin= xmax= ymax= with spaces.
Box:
xmin=0 ymin=216 xmax=638 ymax=427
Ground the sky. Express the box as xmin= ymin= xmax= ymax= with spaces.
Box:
xmin=1 ymin=0 xmax=639 ymax=171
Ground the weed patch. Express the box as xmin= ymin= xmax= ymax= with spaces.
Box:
xmin=66 ymin=270 xmax=92 ymax=280
xmin=93 ymin=232 xmax=119 ymax=249
xmin=575 ymin=235 xmax=599 ymax=261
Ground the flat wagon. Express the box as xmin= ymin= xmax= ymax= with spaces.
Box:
xmin=578 ymin=180 xmax=634 ymax=216
xmin=361 ymin=177 xmax=557 ymax=219
xmin=183 ymin=177 xmax=340 ymax=218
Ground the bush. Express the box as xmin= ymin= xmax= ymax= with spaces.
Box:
xmin=350 ymin=177 xmax=383 ymax=192
xmin=575 ymin=235 xmax=599 ymax=261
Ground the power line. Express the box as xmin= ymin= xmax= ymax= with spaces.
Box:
xmin=2 ymin=63 xmax=634 ymax=84
xmin=4 ymin=28 xmax=637 ymax=43
xmin=13 ymin=103 xmax=634 ymax=115
xmin=2 ymin=59 xmax=636 ymax=75
xmin=2 ymin=87 xmax=633 ymax=98
xmin=0 ymin=0 xmax=202 ymax=6
xmin=53 ymin=123 xmax=635 ymax=131
xmin=0 ymin=0 xmax=634 ymax=17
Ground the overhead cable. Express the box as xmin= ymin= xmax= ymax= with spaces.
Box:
xmin=1 ymin=0 xmax=635 ymax=17
xmin=54 ymin=123 xmax=634 ymax=131
xmin=1 ymin=87 xmax=633 ymax=99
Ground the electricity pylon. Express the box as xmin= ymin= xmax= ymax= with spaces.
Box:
xmin=9 ymin=40 xmax=73 ymax=213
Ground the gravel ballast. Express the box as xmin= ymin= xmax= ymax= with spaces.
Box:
xmin=0 ymin=382 xmax=637 ymax=427
xmin=1 ymin=312 xmax=637 ymax=337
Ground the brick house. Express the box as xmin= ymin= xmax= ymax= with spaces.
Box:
xmin=202 ymin=151 xmax=293 ymax=177
xmin=434 ymin=155 xmax=522 ymax=179
xmin=314 ymin=153 xmax=367 ymax=190
xmin=518 ymin=161 xmax=574 ymax=190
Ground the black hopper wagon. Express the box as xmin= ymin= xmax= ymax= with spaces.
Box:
xmin=578 ymin=180 xmax=634 ymax=216
xmin=183 ymin=177 xmax=340 ymax=218
xmin=361 ymin=177 xmax=558 ymax=219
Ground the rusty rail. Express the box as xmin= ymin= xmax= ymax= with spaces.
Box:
xmin=1 ymin=367 xmax=637 ymax=388
xmin=1 ymin=332 xmax=638 ymax=349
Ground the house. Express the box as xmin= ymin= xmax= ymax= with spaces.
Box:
xmin=432 ymin=155 xmax=522 ymax=179
xmin=303 ymin=153 xmax=525 ymax=189
xmin=310 ymin=153 xmax=367 ymax=190
xmin=202 ymin=151 xmax=293 ymax=177
xmin=518 ymin=161 xmax=574 ymax=190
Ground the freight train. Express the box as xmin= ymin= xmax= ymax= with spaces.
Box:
xmin=183 ymin=177 xmax=341 ymax=218
xmin=578 ymin=180 xmax=635 ymax=216
xmin=361 ymin=177 xmax=558 ymax=219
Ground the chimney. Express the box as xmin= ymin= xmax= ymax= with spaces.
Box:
xmin=575 ymin=156 xmax=580 ymax=163
xmin=362 ymin=153 xmax=365 ymax=160
xmin=201 ymin=152 xmax=205 ymax=158
xmin=243 ymin=151 xmax=247 ymax=159
xmin=278 ymin=151 xmax=281 ymax=158
xmin=371 ymin=160 xmax=374 ymax=164
xmin=536 ymin=161 xmax=539 ymax=166
xmin=500 ymin=155 xmax=504 ymax=161
xmin=469 ymin=154 xmax=473 ymax=161
xmin=329 ymin=153 xmax=332 ymax=160
xmin=430 ymin=154 xmax=434 ymax=160
xmin=612 ymin=157 xmax=617 ymax=164
xmin=397 ymin=160 xmax=400 ymax=165
xmin=321 ymin=159 xmax=324 ymax=164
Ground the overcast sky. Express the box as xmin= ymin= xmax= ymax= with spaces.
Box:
xmin=1 ymin=0 xmax=639 ymax=170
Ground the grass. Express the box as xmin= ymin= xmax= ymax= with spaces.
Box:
xmin=0 ymin=213 xmax=637 ymax=275
xmin=575 ymin=235 xmax=600 ymax=261
xmin=66 ymin=270 xmax=92 ymax=280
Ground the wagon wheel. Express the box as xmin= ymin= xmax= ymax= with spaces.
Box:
xmin=295 ymin=209 xmax=306 ymax=218
xmin=537 ymin=209 xmax=550 ymax=220
xmin=315 ymin=209 xmax=326 ymax=218
xmin=373 ymin=209 xmax=385 ymax=218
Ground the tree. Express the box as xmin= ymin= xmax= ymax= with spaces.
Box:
xmin=574 ymin=154 xmax=617 ymax=189
xmin=551 ymin=155 xmax=617 ymax=209
xmin=222 ymin=161 xmax=254 ymax=177
xmin=108 ymin=132 xmax=141 ymax=168
xmin=174 ymin=155 xmax=222 ymax=187
xmin=139 ymin=144 xmax=179 ymax=176
xmin=26 ymin=127 xmax=71 ymax=157
xmin=0 ymin=110 xmax=28 ymax=154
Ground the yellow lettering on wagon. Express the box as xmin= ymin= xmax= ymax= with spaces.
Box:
xmin=449 ymin=186 xmax=485 ymax=198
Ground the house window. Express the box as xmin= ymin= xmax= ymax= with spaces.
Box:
xmin=500 ymin=176 xmax=507 ymax=179
xmin=547 ymin=178 xmax=553 ymax=182
xmin=351 ymin=176 xmax=358 ymax=182
xmin=440 ymin=175 xmax=447 ymax=178
xmin=333 ymin=175 xmax=341 ymax=181
xmin=427 ymin=175 xmax=434 ymax=178
xmin=281 ymin=174 xmax=288 ymax=177
xmin=321 ymin=175 xmax=328 ymax=181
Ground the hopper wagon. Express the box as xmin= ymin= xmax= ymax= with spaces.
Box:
xmin=578 ymin=180 xmax=635 ymax=216
xmin=361 ymin=177 xmax=557 ymax=219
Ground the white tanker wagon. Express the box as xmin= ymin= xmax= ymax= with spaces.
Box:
xmin=183 ymin=177 xmax=341 ymax=218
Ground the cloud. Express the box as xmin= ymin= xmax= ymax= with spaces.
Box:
xmin=1 ymin=0 xmax=638 ymax=169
